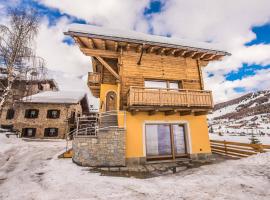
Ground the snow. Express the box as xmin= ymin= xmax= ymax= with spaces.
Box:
xmin=210 ymin=133 xmax=270 ymax=144
xmin=20 ymin=91 xmax=87 ymax=104
xmin=67 ymin=24 xmax=228 ymax=53
xmin=1 ymin=133 xmax=270 ymax=200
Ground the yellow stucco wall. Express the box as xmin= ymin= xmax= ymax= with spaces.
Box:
xmin=125 ymin=112 xmax=211 ymax=158
xmin=99 ymin=84 xmax=118 ymax=112
xmin=99 ymin=84 xmax=211 ymax=159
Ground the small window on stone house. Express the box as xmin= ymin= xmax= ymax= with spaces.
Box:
xmin=38 ymin=83 xmax=44 ymax=91
xmin=47 ymin=110 xmax=60 ymax=119
xmin=44 ymin=128 xmax=58 ymax=137
xmin=22 ymin=128 xmax=36 ymax=137
xmin=6 ymin=109 xmax=15 ymax=120
xmin=25 ymin=109 xmax=39 ymax=118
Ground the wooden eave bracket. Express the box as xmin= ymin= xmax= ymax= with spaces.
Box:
xmin=95 ymin=56 xmax=120 ymax=80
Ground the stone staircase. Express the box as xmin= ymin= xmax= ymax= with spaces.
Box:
xmin=99 ymin=111 xmax=118 ymax=129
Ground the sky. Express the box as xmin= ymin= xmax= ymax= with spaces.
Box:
xmin=1 ymin=0 xmax=270 ymax=104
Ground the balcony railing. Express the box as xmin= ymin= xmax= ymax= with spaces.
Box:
xmin=127 ymin=87 xmax=214 ymax=108
xmin=88 ymin=72 xmax=101 ymax=84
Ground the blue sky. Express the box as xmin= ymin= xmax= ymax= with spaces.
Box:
xmin=1 ymin=0 xmax=270 ymax=102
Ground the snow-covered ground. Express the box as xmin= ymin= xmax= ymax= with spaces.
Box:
xmin=1 ymin=133 xmax=270 ymax=200
xmin=210 ymin=133 xmax=270 ymax=144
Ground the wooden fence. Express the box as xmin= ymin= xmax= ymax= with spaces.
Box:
xmin=210 ymin=140 xmax=270 ymax=158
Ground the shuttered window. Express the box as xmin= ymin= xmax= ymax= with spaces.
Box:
xmin=22 ymin=128 xmax=36 ymax=137
xmin=44 ymin=128 xmax=58 ymax=137
xmin=47 ymin=110 xmax=60 ymax=119
xmin=25 ymin=109 xmax=39 ymax=118
xmin=6 ymin=109 xmax=15 ymax=120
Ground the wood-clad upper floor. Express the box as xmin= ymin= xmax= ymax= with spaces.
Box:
xmin=66 ymin=24 xmax=230 ymax=113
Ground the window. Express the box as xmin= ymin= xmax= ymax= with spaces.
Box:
xmin=22 ymin=128 xmax=36 ymax=137
xmin=1 ymin=124 xmax=13 ymax=130
xmin=47 ymin=110 xmax=60 ymax=119
xmin=44 ymin=128 xmax=58 ymax=137
xmin=6 ymin=109 xmax=15 ymax=120
xmin=38 ymin=83 xmax=44 ymax=91
xmin=25 ymin=109 xmax=39 ymax=118
xmin=144 ymin=80 xmax=180 ymax=89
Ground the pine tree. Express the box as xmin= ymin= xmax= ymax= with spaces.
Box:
xmin=249 ymin=131 xmax=261 ymax=144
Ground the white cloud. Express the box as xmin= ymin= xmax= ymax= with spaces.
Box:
xmin=35 ymin=17 xmax=90 ymax=76
xmin=150 ymin=0 xmax=270 ymax=102
xmin=36 ymin=0 xmax=151 ymax=31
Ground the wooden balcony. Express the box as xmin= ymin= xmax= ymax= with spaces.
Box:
xmin=127 ymin=87 xmax=214 ymax=113
xmin=88 ymin=72 xmax=101 ymax=98
xmin=88 ymin=72 xmax=101 ymax=84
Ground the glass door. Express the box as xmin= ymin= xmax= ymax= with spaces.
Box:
xmin=172 ymin=124 xmax=186 ymax=157
xmin=145 ymin=124 xmax=172 ymax=158
xmin=145 ymin=124 xmax=187 ymax=160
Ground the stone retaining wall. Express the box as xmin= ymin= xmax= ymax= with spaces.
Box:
xmin=72 ymin=128 xmax=126 ymax=167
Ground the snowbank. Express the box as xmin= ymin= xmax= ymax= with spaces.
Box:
xmin=0 ymin=134 xmax=270 ymax=200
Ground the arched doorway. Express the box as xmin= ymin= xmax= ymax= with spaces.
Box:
xmin=105 ymin=91 xmax=117 ymax=111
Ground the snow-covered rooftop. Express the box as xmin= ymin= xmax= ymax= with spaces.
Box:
xmin=67 ymin=23 xmax=228 ymax=54
xmin=20 ymin=91 xmax=87 ymax=104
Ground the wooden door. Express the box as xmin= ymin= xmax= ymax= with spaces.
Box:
xmin=106 ymin=91 xmax=117 ymax=111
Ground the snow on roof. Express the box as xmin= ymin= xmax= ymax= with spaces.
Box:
xmin=67 ymin=23 xmax=228 ymax=54
xmin=20 ymin=91 xmax=87 ymax=104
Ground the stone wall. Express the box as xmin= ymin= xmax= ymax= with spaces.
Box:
xmin=72 ymin=128 xmax=126 ymax=167
xmin=12 ymin=102 xmax=82 ymax=139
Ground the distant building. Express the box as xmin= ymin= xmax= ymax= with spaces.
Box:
xmin=1 ymin=91 xmax=90 ymax=139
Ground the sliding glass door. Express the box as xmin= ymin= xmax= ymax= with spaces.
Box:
xmin=145 ymin=124 xmax=187 ymax=160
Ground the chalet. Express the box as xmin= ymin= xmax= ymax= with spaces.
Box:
xmin=65 ymin=24 xmax=230 ymax=166
xmin=3 ymin=91 xmax=90 ymax=139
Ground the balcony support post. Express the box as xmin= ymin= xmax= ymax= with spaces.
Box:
xmin=179 ymin=110 xmax=192 ymax=116
xmin=165 ymin=110 xmax=178 ymax=116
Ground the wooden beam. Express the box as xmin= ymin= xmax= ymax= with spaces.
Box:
xmin=126 ymin=43 xmax=131 ymax=51
xmin=166 ymin=49 xmax=177 ymax=56
xmin=165 ymin=110 xmax=177 ymax=116
xmin=81 ymin=48 xmax=119 ymax=58
xmin=156 ymin=48 xmax=166 ymax=55
xmin=179 ymin=110 xmax=192 ymax=116
xmin=100 ymin=40 xmax=106 ymax=50
xmin=136 ymin=44 xmax=143 ymax=53
xmin=183 ymin=51 xmax=197 ymax=58
xmin=147 ymin=46 xmax=156 ymax=53
xmin=192 ymin=52 xmax=204 ymax=59
xmin=148 ymin=109 xmax=158 ymax=116
xmin=114 ymin=41 xmax=118 ymax=52
xmin=74 ymin=37 xmax=86 ymax=48
xmin=95 ymin=56 xmax=120 ymax=80
xmin=87 ymin=38 xmax=95 ymax=48
xmin=179 ymin=50 xmax=188 ymax=57
xmin=194 ymin=111 xmax=208 ymax=116
xmin=130 ymin=109 xmax=139 ymax=115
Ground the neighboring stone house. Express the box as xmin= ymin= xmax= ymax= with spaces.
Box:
xmin=0 ymin=77 xmax=58 ymax=129
xmin=3 ymin=91 xmax=90 ymax=139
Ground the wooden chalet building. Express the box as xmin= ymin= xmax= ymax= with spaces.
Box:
xmin=65 ymin=24 xmax=230 ymax=166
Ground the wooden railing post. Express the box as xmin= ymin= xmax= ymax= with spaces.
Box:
xmin=224 ymin=140 xmax=227 ymax=156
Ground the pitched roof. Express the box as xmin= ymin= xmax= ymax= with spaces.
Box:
xmin=20 ymin=91 xmax=87 ymax=104
xmin=66 ymin=23 xmax=229 ymax=55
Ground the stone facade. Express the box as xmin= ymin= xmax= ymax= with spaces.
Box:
xmin=0 ymin=101 xmax=84 ymax=139
xmin=72 ymin=128 xmax=126 ymax=167
xmin=12 ymin=102 xmax=82 ymax=139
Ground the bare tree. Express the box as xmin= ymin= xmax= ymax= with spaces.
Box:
xmin=0 ymin=8 xmax=45 ymax=113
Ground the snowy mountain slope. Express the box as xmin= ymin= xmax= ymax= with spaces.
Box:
xmin=208 ymin=90 xmax=270 ymax=136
